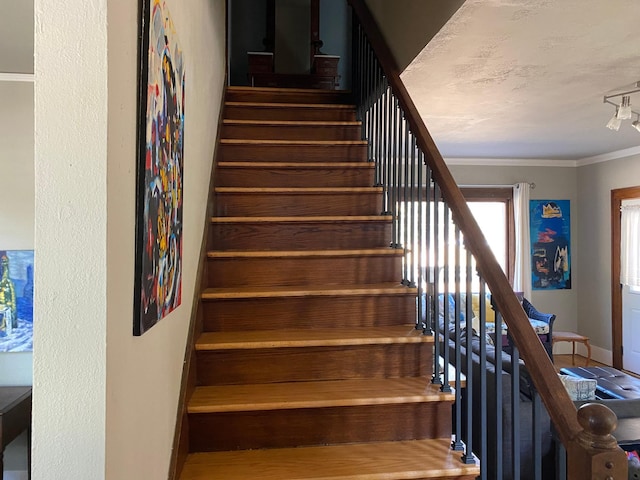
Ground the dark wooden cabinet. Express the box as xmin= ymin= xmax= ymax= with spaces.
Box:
xmin=246 ymin=1 xmax=341 ymax=89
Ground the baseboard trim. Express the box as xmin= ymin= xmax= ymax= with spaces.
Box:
xmin=554 ymin=343 xmax=612 ymax=366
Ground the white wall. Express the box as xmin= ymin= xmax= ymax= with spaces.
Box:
xmin=104 ymin=0 xmax=225 ymax=479
xmin=34 ymin=0 xmax=226 ymax=478
xmin=448 ymin=162 xmax=579 ymax=335
xmin=34 ymin=0 xmax=109 ymax=477
xmin=577 ymin=154 xmax=640 ymax=360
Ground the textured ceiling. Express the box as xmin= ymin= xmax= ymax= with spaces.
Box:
xmin=402 ymin=0 xmax=640 ymax=160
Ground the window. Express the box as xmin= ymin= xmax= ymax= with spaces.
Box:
xmin=399 ymin=187 xmax=513 ymax=292
xmin=461 ymin=187 xmax=514 ymax=285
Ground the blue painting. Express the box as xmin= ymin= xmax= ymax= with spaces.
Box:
xmin=530 ymin=200 xmax=571 ymax=290
xmin=0 ymin=250 xmax=34 ymax=352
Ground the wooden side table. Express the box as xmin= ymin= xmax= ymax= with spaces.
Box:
xmin=553 ymin=331 xmax=592 ymax=366
xmin=0 ymin=386 xmax=32 ymax=480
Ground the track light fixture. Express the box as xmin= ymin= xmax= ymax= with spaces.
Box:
xmin=607 ymin=110 xmax=622 ymax=131
xmin=604 ymin=82 xmax=640 ymax=132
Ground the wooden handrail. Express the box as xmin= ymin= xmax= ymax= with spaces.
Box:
xmin=348 ymin=0 xmax=627 ymax=477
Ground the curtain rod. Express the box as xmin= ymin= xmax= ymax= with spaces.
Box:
xmin=458 ymin=182 xmax=536 ymax=190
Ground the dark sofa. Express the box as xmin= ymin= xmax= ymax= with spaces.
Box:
xmin=425 ymin=292 xmax=559 ymax=479
xmin=446 ymin=334 xmax=556 ymax=480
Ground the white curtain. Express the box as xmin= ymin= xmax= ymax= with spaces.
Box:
xmin=621 ymin=199 xmax=640 ymax=287
xmin=513 ymin=182 xmax=532 ymax=299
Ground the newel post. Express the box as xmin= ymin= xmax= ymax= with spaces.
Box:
xmin=566 ymin=403 xmax=628 ymax=479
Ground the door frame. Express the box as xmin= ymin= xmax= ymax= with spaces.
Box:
xmin=611 ymin=185 xmax=640 ymax=368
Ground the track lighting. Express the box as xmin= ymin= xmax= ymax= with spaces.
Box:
xmin=604 ymin=82 xmax=640 ymax=132
xmin=618 ymin=96 xmax=633 ymax=119
xmin=607 ymin=110 xmax=622 ymax=130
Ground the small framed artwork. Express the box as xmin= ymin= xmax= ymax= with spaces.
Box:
xmin=134 ymin=0 xmax=186 ymax=335
xmin=0 ymin=250 xmax=34 ymax=352
xmin=530 ymin=200 xmax=571 ymax=290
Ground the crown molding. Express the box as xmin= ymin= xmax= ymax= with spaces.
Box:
xmin=576 ymin=145 xmax=640 ymax=167
xmin=444 ymin=157 xmax=577 ymax=167
xmin=0 ymin=73 xmax=34 ymax=83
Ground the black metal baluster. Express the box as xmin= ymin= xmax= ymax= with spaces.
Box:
xmin=416 ymin=146 xmax=424 ymax=329
xmin=493 ymin=307 xmax=504 ymax=479
xmin=479 ymin=278 xmax=488 ymax=480
xmin=374 ymin=73 xmax=383 ymax=186
xmin=408 ymin=135 xmax=417 ymax=289
xmin=390 ymin=97 xmax=400 ymax=248
xmin=462 ymin=247 xmax=476 ymax=464
xmin=401 ymin=116 xmax=410 ymax=284
xmin=364 ymin=43 xmax=372 ymax=154
xmin=431 ymin=181 xmax=442 ymax=385
xmin=366 ymin=46 xmax=374 ymax=160
xmin=440 ymin=201 xmax=451 ymax=393
xmin=452 ymin=224 xmax=463 ymax=448
xmin=532 ymin=388 xmax=542 ymax=480
xmin=357 ymin=27 xmax=364 ymax=123
xmin=384 ymin=87 xmax=393 ymax=216
xmin=422 ymin=161 xmax=432 ymax=336
xmin=511 ymin=340 xmax=521 ymax=480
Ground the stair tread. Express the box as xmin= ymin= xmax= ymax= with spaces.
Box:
xmin=201 ymin=283 xmax=417 ymax=299
xmin=221 ymin=139 xmax=367 ymax=145
xmin=217 ymin=161 xmax=373 ymax=168
xmin=196 ymin=325 xmax=433 ymax=351
xmin=225 ymin=101 xmax=355 ymax=109
xmin=215 ymin=187 xmax=382 ymax=193
xmin=224 ymin=119 xmax=361 ymax=126
xmin=207 ymin=248 xmax=404 ymax=258
xmin=227 ymin=85 xmax=351 ymax=94
xmin=210 ymin=215 xmax=392 ymax=223
xmin=188 ymin=377 xmax=449 ymax=413
xmin=180 ymin=438 xmax=479 ymax=480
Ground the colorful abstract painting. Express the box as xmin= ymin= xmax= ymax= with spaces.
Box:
xmin=530 ymin=200 xmax=571 ymax=290
xmin=134 ymin=0 xmax=185 ymax=335
xmin=0 ymin=250 xmax=34 ymax=352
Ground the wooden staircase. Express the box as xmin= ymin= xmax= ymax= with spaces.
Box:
xmin=178 ymin=86 xmax=479 ymax=480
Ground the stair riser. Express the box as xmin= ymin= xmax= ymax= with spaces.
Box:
xmin=224 ymin=104 xmax=356 ymax=122
xmin=216 ymin=166 xmax=375 ymax=187
xmin=222 ymin=124 xmax=362 ymax=141
xmin=226 ymin=89 xmax=352 ymax=104
xmin=206 ymin=255 xmax=402 ymax=288
xmin=214 ymin=192 xmax=382 ymax=216
xmin=209 ymin=221 xmax=391 ymax=250
xmin=188 ymin=402 xmax=452 ymax=452
xmin=202 ymin=295 xmax=417 ymax=331
xmin=218 ymin=143 xmax=368 ymax=163
xmin=197 ymin=344 xmax=431 ymax=385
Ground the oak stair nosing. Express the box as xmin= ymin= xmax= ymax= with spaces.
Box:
xmin=227 ymin=85 xmax=351 ymax=94
xmin=217 ymin=161 xmax=374 ymax=169
xmin=179 ymin=438 xmax=479 ymax=480
xmin=195 ymin=325 xmax=433 ymax=351
xmin=220 ymin=138 xmax=367 ymax=146
xmin=214 ymin=187 xmax=382 ymax=194
xmin=207 ymin=248 xmax=405 ymax=259
xmin=223 ymin=119 xmax=361 ymax=127
xmin=187 ymin=378 xmax=450 ymax=414
xmin=210 ymin=215 xmax=392 ymax=223
xmin=201 ymin=283 xmax=417 ymax=300
xmin=225 ymin=101 xmax=355 ymax=110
